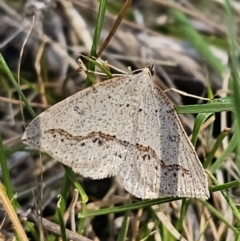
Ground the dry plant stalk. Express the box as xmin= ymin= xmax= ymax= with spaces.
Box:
xmin=0 ymin=182 xmax=28 ymax=241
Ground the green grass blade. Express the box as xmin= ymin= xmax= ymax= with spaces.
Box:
xmin=83 ymin=197 xmax=181 ymax=217
xmin=87 ymin=0 xmax=107 ymax=83
xmin=199 ymin=199 xmax=239 ymax=235
xmin=64 ymin=166 xmax=88 ymax=204
xmin=209 ymin=132 xmax=237 ymax=173
xmin=117 ymin=210 xmax=130 ymax=241
xmin=0 ymin=134 xmax=18 ymax=208
xmin=27 ymin=222 xmax=40 ymax=241
xmin=90 ymin=0 xmax=108 ymax=64
xmin=175 ymin=97 xmax=233 ymax=114
xmin=224 ymin=0 xmax=240 ymax=167
xmin=175 ymin=199 xmax=189 ymax=233
xmin=81 ymin=55 xmax=113 ymax=78
xmin=209 ymin=180 xmax=240 ymax=193
xmin=64 ymin=167 xmax=88 ymax=234
xmin=192 ymin=113 xmax=213 ymax=146
xmin=57 ymin=195 xmax=67 ymax=241
xmin=204 ymin=128 xmax=230 ymax=168
xmin=0 ymin=54 xmax=36 ymax=118
xmin=47 ymin=166 xmax=73 ymax=240
xmin=171 ymin=9 xmax=226 ymax=75
xmin=208 ymin=171 xmax=240 ymax=223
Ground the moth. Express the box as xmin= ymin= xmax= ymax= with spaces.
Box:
xmin=22 ymin=67 xmax=209 ymax=199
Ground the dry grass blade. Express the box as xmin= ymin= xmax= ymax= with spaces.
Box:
xmin=152 ymin=205 xmax=187 ymax=241
xmin=97 ymin=0 xmax=132 ymax=57
xmin=0 ymin=183 xmax=28 ymax=241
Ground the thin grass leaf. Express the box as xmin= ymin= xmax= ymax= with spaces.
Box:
xmin=152 ymin=205 xmax=187 ymax=241
xmin=196 ymin=219 xmax=210 ymax=241
xmin=0 ymin=54 xmax=36 ymax=118
xmin=209 ymin=179 xmax=240 ymax=193
xmin=97 ymin=0 xmax=133 ymax=57
xmin=209 ymin=132 xmax=237 ymax=173
xmin=0 ymin=134 xmax=17 ymax=207
xmin=175 ymin=199 xmax=189 ymax=233
xmin=175 ymin=97 xmax=234 ymax=114
xmin=208 ymin=171 xmax=240 ymax=223
xmin=224 ymin=0 xmax=240 ymax=168
xmin=170 ymin=9 xmax=226 ymax=75
xmin=64 ymin=167 xmax=88 ymax=234
xmin=83 ymin=197 xmax=181 ymax=217
xmin=192 ymin=113 xmax=213 ymax=146
xmin=117 ymin=210 xmax=130 ymax=241
xmin=89 ymin=0 xmax=108 ymax=68
xmin=81 ymin=55 xmax=113 ymax=78
xmin=199 ymin=199 xmax=239 ymax=236
xmin=27 ymin=222 xmax=40 ymax=241
xmin=86 ymin=0 xmax=108 ymax=84
xmin=64 ymin=166 xmax=88 ymax=204
xmin=204 ymin=128 xmax=230 ymax=168
xmin=48 ymin=171 xmax=72 ymax=241
xmin=57 ymin=195 xmax=67 ymax=241
xmin=151 ymin=208 xmax=170 ymax=241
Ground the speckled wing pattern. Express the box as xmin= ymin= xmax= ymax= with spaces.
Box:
xmin=22 ymin=68 xmax=209 ymax=199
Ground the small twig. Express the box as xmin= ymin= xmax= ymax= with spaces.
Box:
xmin=17 ymin=14 xmax=35 ymax=128
xmin=164 ymin=87 xmax=211 ymax=101
xmin=131 ymin=208 xmax=143 ymax=241
xmin=35 ymin=40 xmax=47 ymax=105
xmin=0 ymin=96 xmax=50 ymax=109
xmin=27 ymin=212 xmax=93 ymax=241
